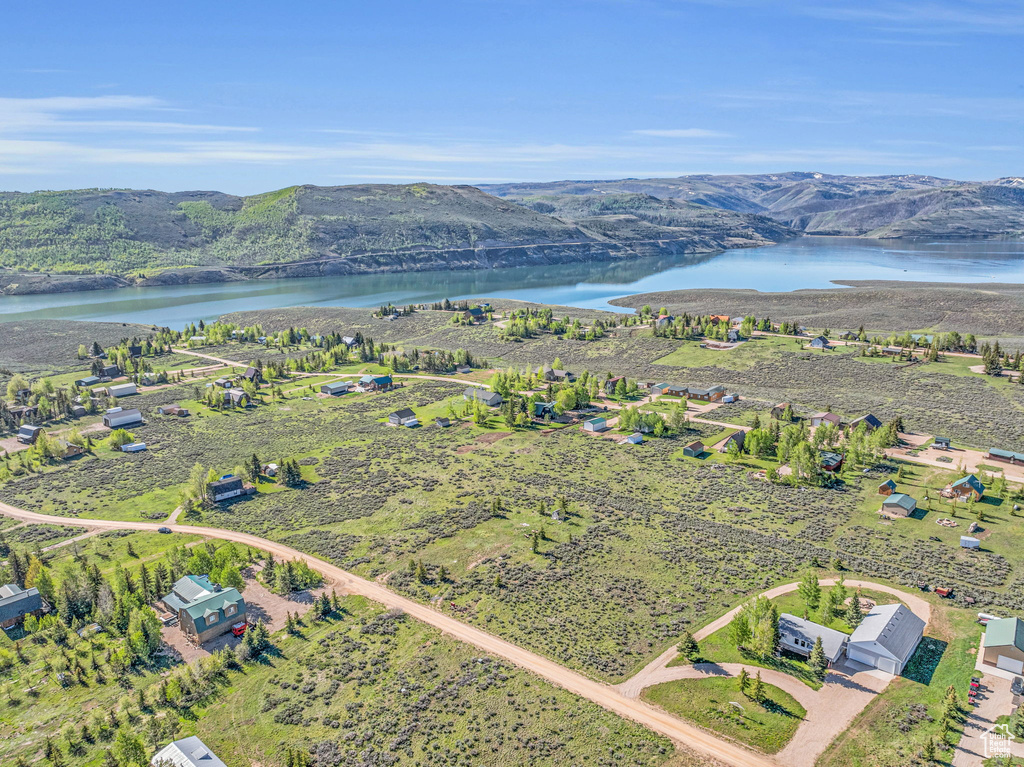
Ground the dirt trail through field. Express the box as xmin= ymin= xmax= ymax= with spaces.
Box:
xmin=0 ymin=499 xmax=778 ymax=767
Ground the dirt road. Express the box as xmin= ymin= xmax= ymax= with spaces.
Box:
xmin=0 ymin=499 xmax=776 ymax=767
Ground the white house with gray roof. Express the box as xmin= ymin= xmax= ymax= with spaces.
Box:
xmin=847 ymin=603 xmax=924 ymax=675
xmin=151 ymin=736 xmax=226 ymax=767
xmin=778 ymin=613 xmax=848 ymax=666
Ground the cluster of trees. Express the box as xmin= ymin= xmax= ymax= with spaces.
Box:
xmin=729 ymin=596 xmax=780 ymax=660
xmin=428 ymin=298 xmax=473 ymax=312
xmin=617 ymin=406 xmax=667 ymax=436
xmin=373 ymin=303 xmax=417 ymax=318
xmin=383 ymin=347 xmax=477 ymax=374
xmin=498 ymin=308 xmax=613 ymax=341
xmin=644 ymin=310 xmax=777 ymax=341
xmin=260 ymin=554 xmax=323 ymax=596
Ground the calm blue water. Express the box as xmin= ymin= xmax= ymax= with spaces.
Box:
xmin=2 ymin=236 xmax=1024 ymax=326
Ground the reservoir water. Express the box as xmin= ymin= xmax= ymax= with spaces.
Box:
xmin=2 ymin=236 xmax=1024 ymax=326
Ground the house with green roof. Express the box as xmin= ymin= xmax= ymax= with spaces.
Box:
xmin=983 ymin=617 xmax=1024 ymax=674
xmin=161 ymin=575 xmax=246 ymax=645
xmin=944 ymin=474 xmax=984 ymax=501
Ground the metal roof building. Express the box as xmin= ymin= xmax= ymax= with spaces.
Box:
xmin=847 ymin=603 xmax=925 ymax=675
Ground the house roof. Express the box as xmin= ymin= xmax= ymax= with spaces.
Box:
xmin=688 ymin=385 xmax=725 ymax=397
xmin=0 ymin=584 xmax=43 ymax=624
xmin=984 ymin=617 xmax=1024 ymax=652
xmin=779 ymin=613 xmax=848 ymax=662
xmin=209 ymin=476 xmax=244 ymax=493
xmin=391 ymin=408 xmax=416 ymax=419
xmin=989 ymin=448 xmax=1024 ymax=462
xmin=820 ymin=450 xmax=844 ymax=465
xmin=181 ymin=588 xmax=243 ymax=623
xmin=883 ymin=493 xmax=917 ymax=511
xmin=851 ymin=414 xmax=882 ymax=429
xmin=684 ymin=441 xmax=704 ymax=451
xmin=242 ymin=366 xmax=260 ymax=379
xmin=464 ymin=387 xmax=500 ymax=403
xmin=811 ymin=411 xmax=839 ymax=422
xmin=105 ymin=408 xmax=141 ymax=420
xmin=879 ymin=479 xmax=897 ymax=490
xmin=168 ymin=575 xmax=215 ymax=604
xmin=151 ymin=736 xmax=227 ymax=767
xmin=322 ymin=381 xmax=351 ymax=392
xmin=951 ymin=474 xmax=984 ymax=494
xmin=850 ymin=603 xmax=925 ymax=663
xmin=585 ymin=417 xmax=606 ymax=426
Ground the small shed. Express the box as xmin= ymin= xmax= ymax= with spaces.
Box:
xmin=321 ymin=381 xmax=353 ymax=396
xmin=878 ymin=479 xmax=897 ymax=496
xmin=934 ymin=436 xmax=951 ymax=450
xmin=583 ymin=417 xmax=607 ymax=433
xmin=682 ymin=441 xmax=704 ymax=457
xmin=960 ymin=536 xmax=980 ymax=549
xmin=75 ymin=375 xmax=101 ymax=387
xmin=624 ymin=433 xmax=643 ymax=444
xmin=108 ymin=383 xmax=137 ymax=398
xmin=435 ymin=417 xmax=451 ymax=428
xmin=809 ymin=336 xmax=830 ymax=349
xmin=388 ymin=408 xmax=418 ymax=427
xmin=103 ymin=408 xmax=143 ymax=429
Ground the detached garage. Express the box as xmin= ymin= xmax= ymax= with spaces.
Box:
xmin=982 ymin=617 xmax=1024 ymax=674
xmin=847 ymin=603 xmax=925 ymax=676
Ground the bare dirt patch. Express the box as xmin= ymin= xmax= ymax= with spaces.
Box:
xmin=455 ymin=431 xmax=513 ymax=453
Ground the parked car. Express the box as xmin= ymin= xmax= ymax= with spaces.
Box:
xmin=157 ymin=527 xmax=172 ymax=534
xmin=1012 ymin=676 xmax=1023 ymax=696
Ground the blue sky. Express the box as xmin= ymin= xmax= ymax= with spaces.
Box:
xmin=2 ymin=0 xmax=1022 ymax=193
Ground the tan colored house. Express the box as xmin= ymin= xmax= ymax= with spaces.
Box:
xmin=982 ymin=618 xmax=1024 ymax=674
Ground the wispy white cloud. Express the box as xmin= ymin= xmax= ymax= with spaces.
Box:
xmin=631 ymin=128 xmax=732 ymax=138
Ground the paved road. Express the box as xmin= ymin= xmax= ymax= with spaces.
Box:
xmin=0 ymin=499 xmax=777 ymax=767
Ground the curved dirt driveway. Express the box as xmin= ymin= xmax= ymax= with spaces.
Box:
xmin=0 ymin=500 xmax=777 ymax=767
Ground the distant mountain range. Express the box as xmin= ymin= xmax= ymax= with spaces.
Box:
xmin=1 ymin=173 xmax=1021 ymax=295
xmin=481 ymin=172 xmax=1024 ymax=238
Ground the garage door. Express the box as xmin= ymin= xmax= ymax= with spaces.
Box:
xmin=877 ymin=657 xmax=899 ymax=675
xmin=997 ymin=655 xmax=1024 ymax=674
xmin=847 ymin=647 xmax=876 ymax=667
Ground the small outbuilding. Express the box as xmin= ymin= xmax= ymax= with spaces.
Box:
xmin=17 ymin=424 xmax=43 ymax=445
xmin=878 ymin=479 xmax=897 ymax=496
xmin=880 ymin=493 xmax=917 ymax=517
xmin=933 ymin=436 xmax=951 ymax=450
xmin=960 ymin=536 xmax=980 ymax=549
xmin=75 ymin=375 xmax=101 ymax=387
xmin=388 ymin=408 xmax=418 ymax=427
xmin=624 ymin=432 xmax=643 ymax=445
xmin=809 ymin=336 xmax=831 ymax=349
xmin=321 ymin=381 xmax=353 ymax=396
xmin=103 ymin=408 xmax=143 ymax=429
xmin=583 ymin=417 xmax=607 ymax=433
xmin=108 ymin=383 xmax=137 ymax=398
xmin=682 ymin=441 xmax=705 ymax=458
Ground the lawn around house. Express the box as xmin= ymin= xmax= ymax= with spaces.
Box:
xmin=642 ymin=676 xmax=806 ymax=754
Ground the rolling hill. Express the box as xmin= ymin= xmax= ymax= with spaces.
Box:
xmin=0 ymin=183 xmax=792 ymax=294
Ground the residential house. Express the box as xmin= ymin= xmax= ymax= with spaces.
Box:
xmin=847 ymin=603 xmax=925 ymax=675
xmin=214 ymin=377 xmax=233 ymax=388
xmin=8 ymin=404 xmax=38 ymax=421
xmin=624 ymin=432 xmax=643 ymax=444
xmin=128 ymin=345 xmax=143 ymax=358
xmin=583 ymin=417 xmax=607 ymax=433
xmin=533 ymin=401 xmax=556 ymax=418
xmin=100 ymin=364 xmax=120 ymax=379
xmin=778 ymin=613 xmax=848 ymax=666
xmin=880 ymin=346 xmax=906 ymax=356
xmin=771 ymin=403 xmax=792 ymax=420
xmin=464 ymin=387 xmax=502 ymax=407
xmin=651 ymin=383 xmax=686 ymax=397
xmin=13 ymin=388 xmax=31 ymax=403
xmin=0 ymin=584 xmax=47 ymax=630
xmin=108 ymin=383 xmax=137 ymax=398
xmin=655 ymin=315 xmax=673 ymax=328
xmin=240 ymin=366 xmax=262 ymax=384
xmin=819 ymin=451 xmax=844 ymax=472
xmin=849 ymin=413 xmax=882 ymax=432
xmin=342 ymin=336 xmax=358 ymax=347
xmin=604 ymin=376 xmax=626 ymax=395
xmin=71 ymin=405 xmax=87 ymax=418
xmin=75 ymin=375 xmax=101 ymax=387
xmin=687 ymin=385 xmax=726 ymax=402
xmin=536 ymin=365 xmax=575 ymax=383
xmin=102 ymin=408 xmax=143 ymax=428
xmin=463 ymin=307 xmax=485 ymax=323
xmin=456 ymin=365 xmax=472 ymax=374
xmin=987 ymin=448 xmax=1024 ymax=465
xmin=320 ymin=381 xmax=353 ymax=396
xmin=388 ymin=408 xmax=418 ymax=427
xmin=934 ymin=436 xmax=951 ymax=450
xmin=151 ymin=736 xmax=227 ymax=767
xmin=727 ymin=328 xmax=742 ymax=343
xmin=207 ymin=476 xmax=252 ymax=503
xmin=709 ymin=314 xmax=730 ymax=325
xmin=809 ymin=412 xmax=841 ymax=428
xmin=719 ymin=431 xmax=745 ymax=453
xmin=16 ymin=424 xmax=42 ymax=444
xmin=809 ymin=336 xmax=830 ymax=349
xmin=157 ymin=404 xmax=189 ymax=416
xmin=682 ymin=441 xmax=704 ymax=457
xmin=878 ymin=479 xmax=897 ymax=496
xmin=58 ymin=439 xmax=86 ymax=459
xmin=359 ymin=374 xmax=393 ymax=391
xmin=435 ymin=417 xmax=451 ymax=428
xmin=161 ymin=575 xmax=246 ymax=645
xmin=944 ymin=474 xmax=984 ymax=501
xmin=982 ymin=617 xmax=1024 ymax=674
xmin=839 ymin=331 xmax=857 ymax=341
xmin=880 ymin=493 xmax=917 ymax=517
xmin=224 ymin=389 xmax=250 ymax=407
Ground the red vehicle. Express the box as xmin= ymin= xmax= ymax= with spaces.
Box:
xmin=231 ymin=622 xmax=247 ymax=637
xmin=935 ymin=587 xmax=953 ymax=598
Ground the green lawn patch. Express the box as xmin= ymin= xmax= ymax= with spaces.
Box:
xmin=642 ymin=676 xmax=805 ymax=754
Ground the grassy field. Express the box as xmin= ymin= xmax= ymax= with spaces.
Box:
xmin=818 ymin=605 xmax=981 ymax=767
xmin=642 ymin=676 xmax=805 ymax=754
